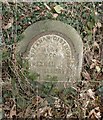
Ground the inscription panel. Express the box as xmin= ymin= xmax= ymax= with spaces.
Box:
xmin=28 ymin=34 xmax=76 ymax=81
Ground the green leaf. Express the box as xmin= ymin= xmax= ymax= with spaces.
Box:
xmin=17 ymin=96 xmax=28 ymax=109
xmin=28 ymin=72 xmax=40 ymax=81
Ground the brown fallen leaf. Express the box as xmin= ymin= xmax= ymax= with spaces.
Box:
xmin=90 ymin=63 xmax=96 ymax=69
xmin=3 ymin=23 xmax=12 ymax=30
xmin=38 ymin=106 xmax=52 ymax=117
xmin=10 ymin=104 xmax=16 ymax=118
xmin=96 ymin=22 xmax=102 ymax=28
xmin=89 ymin=107 xmax=101 ymax=119
xmin=32 ymin=96 xmax=43 ymax=105
xmin=3 ymin=18 xmax=14 ymax=30
xmin=54 ymin=5 xmax=63 ymax=14
xmin=44 ymin=3 xmax=51 ymax=11
xmin=25 ymin=105 xmax=32 ymax=117
xmin=82 ymin=71 xmax=91 ymax=80
xmin=2 ymin=0 xmax=9 ymax=5
xmin=95 ymin=66 xmax=101 ymax=73
xmin=87 ymin=89 xmax=95 ymax=100
xmin=93 ymin=41 xmax=100 ymax=50
xmin=90 ymin=59 xmax=100 ymax=69
xmin=52 ymin=13 xmax=58 ymax=18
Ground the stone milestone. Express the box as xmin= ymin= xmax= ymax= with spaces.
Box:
xmin=16 ymin=20 xmax=83 ymax=83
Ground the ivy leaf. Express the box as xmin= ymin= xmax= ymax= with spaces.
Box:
xmin=17 ymin=96 xmax=28 ymax=109
xmin=28 ymin=72 xmax=40 ymax=81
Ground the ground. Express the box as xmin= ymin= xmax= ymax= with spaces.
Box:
xmin=1 ymin=2 xmax=103 ymax=119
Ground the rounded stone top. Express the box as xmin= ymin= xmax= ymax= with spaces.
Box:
xmin=16 ymin=20 xmax=83 ymax=82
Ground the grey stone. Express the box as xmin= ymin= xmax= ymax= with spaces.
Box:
xmin=16 ymin=20 xmax=83 ymax=83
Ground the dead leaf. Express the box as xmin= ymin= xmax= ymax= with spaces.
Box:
xmin=9 ymin=18 xmax=14 ymax=24
xmin=93 ymin=42 xmax=99 ymax=49
xmin=96 ymin=66 xmax=101 ymax=73
xmin=90 ymin=59 xmax=100 ymax=69
xmin=3 ymin=0 xmax=9 ymax=5
xmin=89 ymin=107 xmax=101 ymax=119
xmin=38 ymin=106 xmax=52 ymax=117
xmin=3 ymin=23 xmax=12 ymax=30
xmin=54 ymin=5 xmax=63 ymax=14
xmin=96 ymin=22 xmax=102 ymax=28
xmin=93 ymin=27 xmax=97 ymax=33
xmin=44 ymin=3 xmax=51 ymax=11
xmin=34 ymin=6 xmax=40 ymax=10
xmin=82 ymin=71 xmax=91 ymax=80
xmin=87 ymin=89 xmax=95 ymax=100
xmin=25 ymin=105 xmax=32 ymax=117
xmin=40 ymin=11 xmax=45 ymax=16
xmin=10 ymin=104 xmax=16 ymax=118
xmin=52 ymin=13 xmax=58 ymax=18
xmin=3 ymin=18 xmax=14 ymax=30
xmin=17 ymin=111 xmax=24 ymax=118
xmin=90 ymin=63 xmax=96 ymax=69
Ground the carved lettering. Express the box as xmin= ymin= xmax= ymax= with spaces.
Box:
xmin=28 ymin=34 xmax=75 ymax=81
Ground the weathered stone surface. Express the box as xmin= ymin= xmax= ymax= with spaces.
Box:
xmin=16 ymin=20 xmax=83 ymax=82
